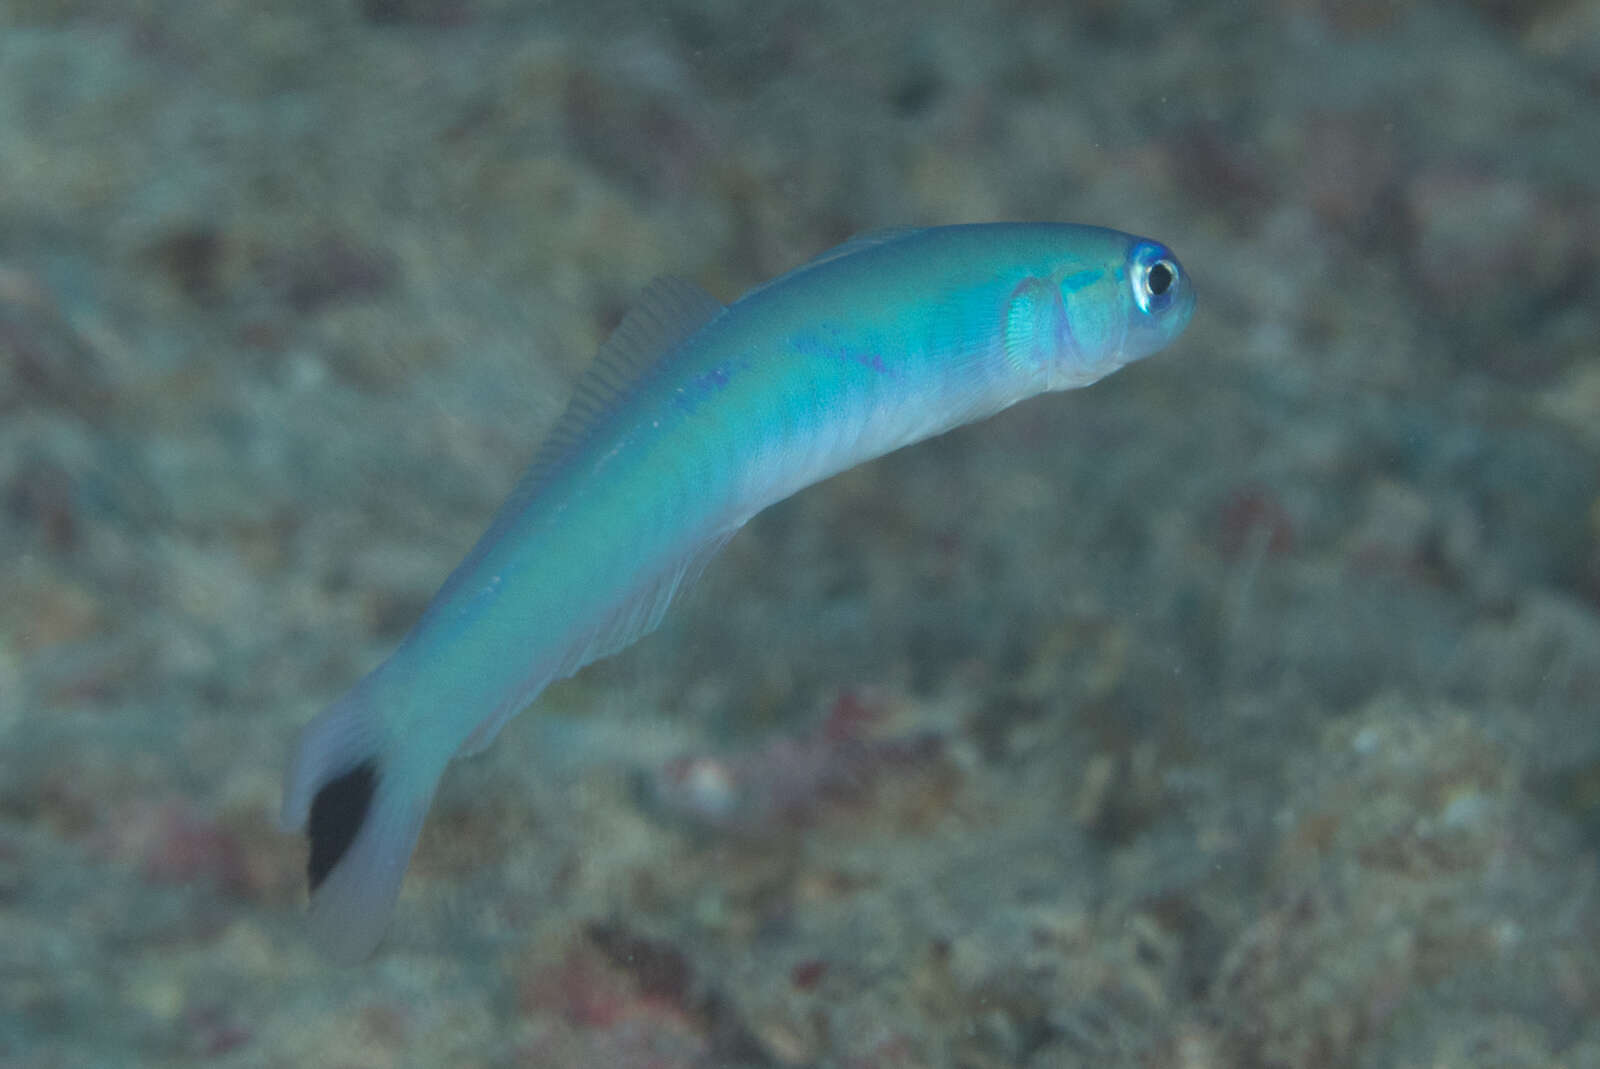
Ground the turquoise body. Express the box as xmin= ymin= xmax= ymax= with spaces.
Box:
xmin=282 ymin=223 xmax=1194 ymax=962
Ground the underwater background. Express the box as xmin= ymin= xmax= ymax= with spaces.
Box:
xmin=3 ymin=0 xmax=1599 ymax=1065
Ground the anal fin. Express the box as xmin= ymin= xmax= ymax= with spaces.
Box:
xmin=456 ymin=524 xmax=743 ymax=756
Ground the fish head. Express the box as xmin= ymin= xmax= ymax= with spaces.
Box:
xmin=1040 ymin=233 xmax=1195 ymax=390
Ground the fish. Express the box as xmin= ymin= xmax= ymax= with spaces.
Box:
xmin=280 ymin=222 xmax=1195 ymax=962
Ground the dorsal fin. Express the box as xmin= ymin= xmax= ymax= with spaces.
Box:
xmin=528 ymin=276 xmax=725 ymax=486
xmin=426 ymin=277 xmax=723 ymax=614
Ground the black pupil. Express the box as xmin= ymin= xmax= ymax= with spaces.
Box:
xmin=1147 ymin=261 xmax=1174 ymax=297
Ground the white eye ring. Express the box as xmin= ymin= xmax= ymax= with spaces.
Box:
xmin=1134 ymin=259 xmax=1178 ymax=314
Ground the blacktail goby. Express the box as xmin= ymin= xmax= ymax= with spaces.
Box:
xmin=281 ymin=222 xmax=1195 ymax=961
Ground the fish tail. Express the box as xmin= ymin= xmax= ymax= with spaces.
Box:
xmin=280 ymin=675 xmax=440 ymax=963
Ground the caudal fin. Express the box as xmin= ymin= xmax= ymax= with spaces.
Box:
xmin=280 ymin=679 xmax=440 ymax=964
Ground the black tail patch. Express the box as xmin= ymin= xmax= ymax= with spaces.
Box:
xmin=307 ymin=761 xmax=378 ymax=892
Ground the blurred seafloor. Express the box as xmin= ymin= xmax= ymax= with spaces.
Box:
xmin=2 ymin=0 xmax=1600 ymax=1066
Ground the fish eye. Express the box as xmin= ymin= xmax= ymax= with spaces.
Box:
xmin=1130 ymin=245 xmax=1180 ymax=314
xmin=1147 ymin=260 xmax=1175 ymax=297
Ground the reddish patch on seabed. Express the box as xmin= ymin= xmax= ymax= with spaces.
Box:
xmin=1581 ymin=550 xmax=1600 ymax=612
xmin=5 ymin=456 xmax=78 ymax=552
xmin=139 ymin=804 xmax=251 ymax=893
xmin=0 ymin=267 xmax=116 ymax=420
xmin=561 ymin=68 xmax=712 ymax=199
xmin=90 ymin=799 xmax=254 ymax=896
xmin=1217 ymin=485 xmax=1296 ymax=560
xmin=182 ymin=1004 xmax=251 ymax=1058
xmin=586 ymin=921 xmax=701 ymax=1019
xmin=521 ymin=934 xmax=698 ymax=1034
xmin=235 ymin=320 xmax=288 ymax=351
xmin=514 ymin=926 xmax=777 ymax=1066
xmin=359 ymin=1003 xmax=410 ymax=1047
xmin=843 ymin=1034 xmax=925 ymax=1069
xmin=1297 ymin=113 xmax=1402 ymax=240
xmin=521 ymin=946 xmax=636 ymax=1028
xmin=1401 ymin=167 xmax=1594 ymax=384
xmin=823 ymin=688 xmax=889 ymax=744
xmin=262 ymin=235 xmax=397 ymax=314
xmin=1168 ymin=124 xmax=1276 ymax=221
xmin=653 ymin=687 xmax=952 ymax=833
xmin=932 ymin=527 xmax=965 ymax=561
xmin=790 ymin=959 xmax=828 ymax=990
xmin=145 ymin=225 xmax=223 ymax=302
xmin=1345 ymin=541 xmax=1444 ymax=587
